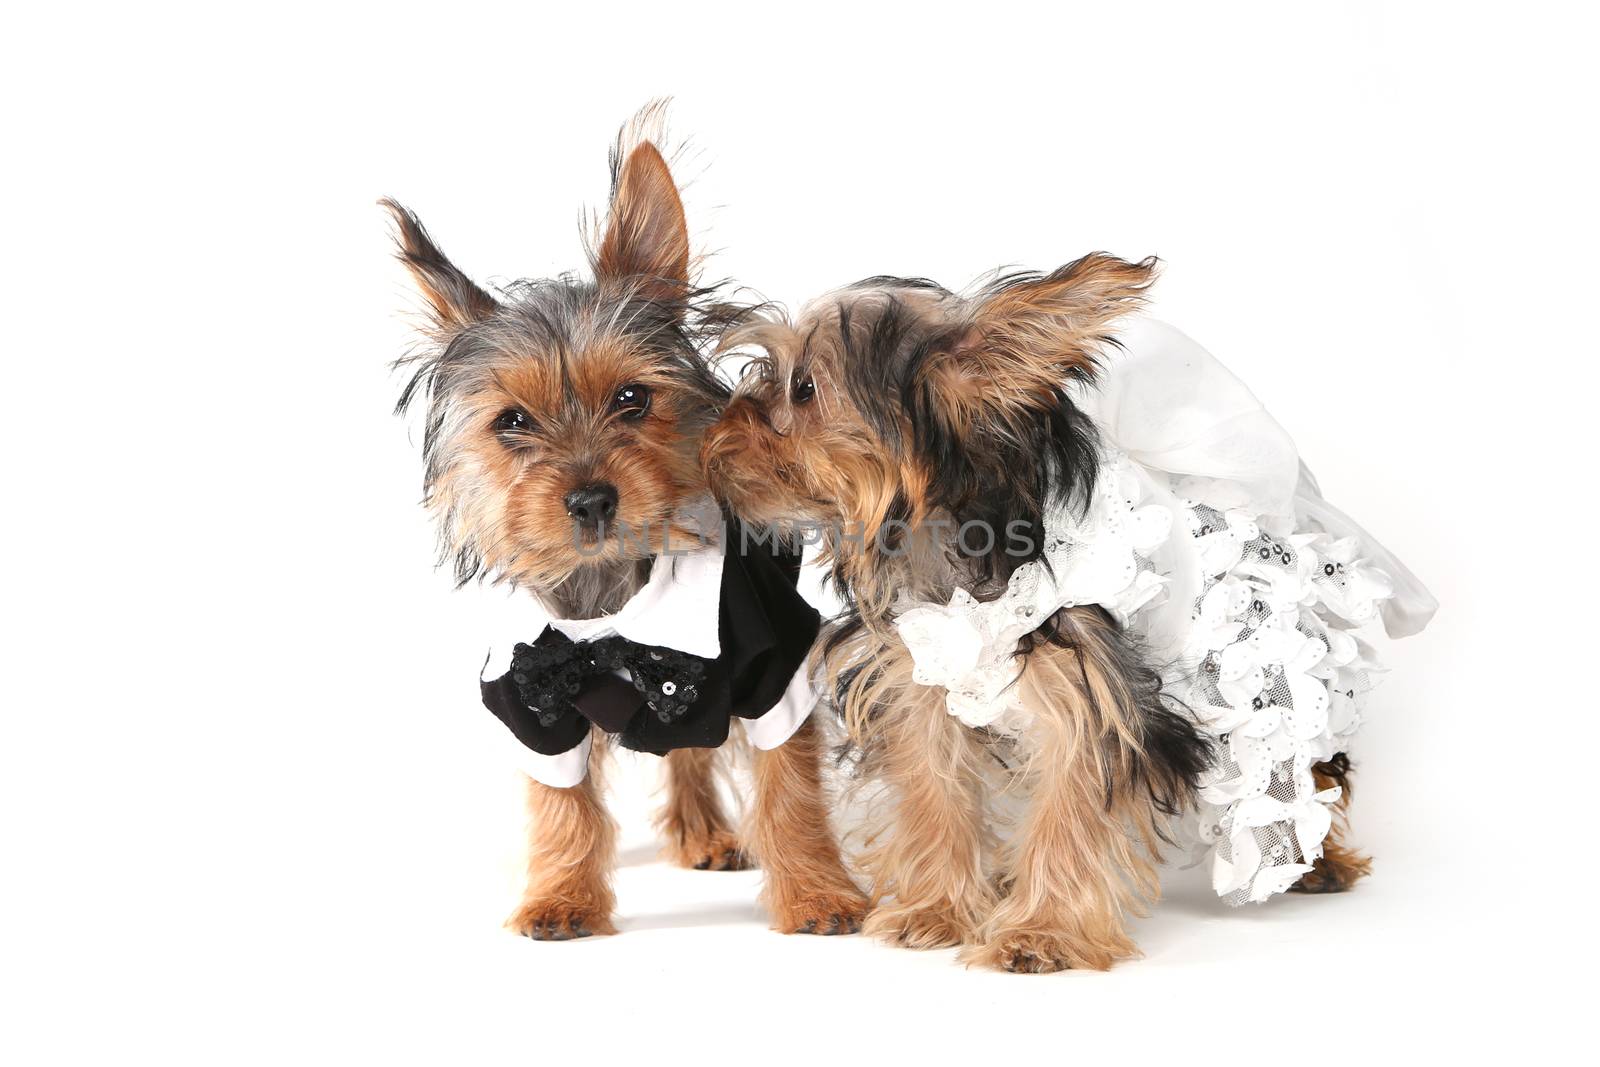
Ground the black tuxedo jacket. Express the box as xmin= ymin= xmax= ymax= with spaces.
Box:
xmin=480 ymin=521 xmax=820 ymax=758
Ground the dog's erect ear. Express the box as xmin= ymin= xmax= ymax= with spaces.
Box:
xmin=970 ymin=252 xmax=1157 ymax=360
xmin=923 ymin=253 xmax=1159 ymax=425
xmin=594 ymin=142 xmax=691 ymax=302
xmin=381 ymin=198 xmax=498 ymax=334
xmin=904 ymin=254 xmax=1156 ymax=555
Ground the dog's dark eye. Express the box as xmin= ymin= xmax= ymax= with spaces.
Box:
xmin=493 ymin=408 xmax=532 ymax=435
xmin=790 ymin=372 xmax=816 ymax=406
xmin=612 ymin=383 xmax=652 ymax=419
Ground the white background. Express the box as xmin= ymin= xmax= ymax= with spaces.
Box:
xmin=4 ymin=2 xmax=1595 ymax=1062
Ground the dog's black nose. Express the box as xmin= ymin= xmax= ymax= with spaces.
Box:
xmin=564 ymin=483 xmax=619 ymax=529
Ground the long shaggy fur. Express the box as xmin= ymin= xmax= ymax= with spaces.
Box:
xmin=704 ymin=254 xmax=1212 ymax=970
xmin=388 ymin=115 xmax=861 ymax=936
xmin=746 ymin=718 xmax=869 ymax=934
xmin=827 ymin=626 xmax=999 ymax=948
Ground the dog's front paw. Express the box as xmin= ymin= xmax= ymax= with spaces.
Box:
xmin=862 ymin=901 xmax=976 ymax=949
xmin=963 ymin=929 xmax=1112 ymax=973
xmin=506 ymin=897 xmax=617 ymax=941
xmin=772 ymin=887 xmax=870 ymax=936
xmin=668 ymin=829 xmax=751 ymax=871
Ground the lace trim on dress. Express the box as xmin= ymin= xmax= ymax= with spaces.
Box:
xmin=893 ymin=452 xmax=1173 ymax=731
xmin=1176 ymin=476 xmax=1394 ymax=904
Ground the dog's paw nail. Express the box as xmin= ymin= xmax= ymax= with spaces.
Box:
xmin=798 ymin=918 xmax=817 ymax=934
xmin=694 ymin=858 xmax=711 ymax=870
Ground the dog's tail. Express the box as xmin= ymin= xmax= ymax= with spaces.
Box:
xmin=1051 ymin=605 xmax=1212 ymax=826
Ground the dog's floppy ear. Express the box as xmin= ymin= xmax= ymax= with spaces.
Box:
xmin=381 ymin=198 xmax=499 ymax=334
xmin=594 ymin=141 xmax=691 ymax=302
xmin=922 ymin=253 xmax=1158 ymax=428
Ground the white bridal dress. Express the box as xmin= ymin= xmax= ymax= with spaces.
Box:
xmin=893 ymin=318 xmax=1437 ymax=905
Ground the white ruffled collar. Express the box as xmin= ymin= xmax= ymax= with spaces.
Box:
xmin=892 ymin=452 xmax=1172 ymax=729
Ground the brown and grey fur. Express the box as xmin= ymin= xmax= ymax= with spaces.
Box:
xmin=387 ymin=121 xmax=863 ymax=939
xmin=702 ymin=256 xmax=1216 ymax=970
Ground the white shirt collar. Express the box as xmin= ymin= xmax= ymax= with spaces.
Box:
xmin=544 ymin=539 xmax=725 ymax=660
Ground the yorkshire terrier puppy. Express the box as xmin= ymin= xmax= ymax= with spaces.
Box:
xmin=386 ymin=128 xmax=865 ymax=939
xmin=701 ymin=258 xmax=1216 ymax=971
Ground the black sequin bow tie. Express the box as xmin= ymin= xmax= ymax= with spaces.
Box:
xmin=508 ymin=630 xmax=709 ymax=734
